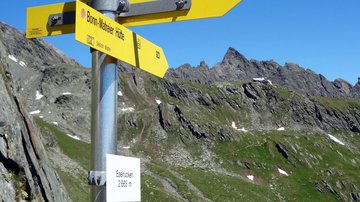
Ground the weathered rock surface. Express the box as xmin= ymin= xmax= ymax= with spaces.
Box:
xmin=0 ymin=21 xmax=76 ymax=202
xmin=167 ymin=47 xmax=360 ymax=98
xmin=0 ymin=65 xmax=70 ymax=201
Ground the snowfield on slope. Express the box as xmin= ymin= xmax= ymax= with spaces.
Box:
xmin=327 ymin=134 xmax=345 ymax=146
xmin=231 ymin=121 xmax=248 ymax=132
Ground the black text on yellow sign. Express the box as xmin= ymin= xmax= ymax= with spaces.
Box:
xmin=75 ymin=1 xmax=168 ymax=78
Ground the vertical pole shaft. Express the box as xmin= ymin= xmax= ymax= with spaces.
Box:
xmin=90 ymin=11 xmax=118 ymax=202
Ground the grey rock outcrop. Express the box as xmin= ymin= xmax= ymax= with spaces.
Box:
xmin=0 ymin=65 xmax=70 ymax=201
xmin=167 ymin=47 xmax=360 ymax=98
xmin=0 ymin=21 xmax=74 ymax=202
xmin=350 ymin=78 xmax=360 ymax=98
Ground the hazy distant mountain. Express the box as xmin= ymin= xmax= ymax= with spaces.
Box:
xmin=1 ymin=21 xmax=360 ymax=202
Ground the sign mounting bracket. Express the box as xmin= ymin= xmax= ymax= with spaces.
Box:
xmin=47 ymin=0 xmax=192 ymax=27
xmin=120 ymin=0 xmax=191 ymax=17
xmin=48 ymin=12 xmax=75 ymax=26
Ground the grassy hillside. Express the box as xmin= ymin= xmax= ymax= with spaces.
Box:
xmin=31 ymin=73 xmax=360 ymax=201
xmin=35 ymin=116 xmax=360 ymax=201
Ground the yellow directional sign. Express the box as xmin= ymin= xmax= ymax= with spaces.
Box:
xmin=25 ymin=0 xmax=152 ymax=38
xmin=26 ymin=2 xmax=75 ymax=38
xmin=26 ymin=0 xmax=242 ymax=38
xmin=75 ymin=1 xmax=168 ymax=78
xmin=119 ymin=0 xmax=242 ymax=27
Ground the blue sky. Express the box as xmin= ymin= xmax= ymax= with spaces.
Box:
xmin=1 ymin=0 xmax=359 ymax=84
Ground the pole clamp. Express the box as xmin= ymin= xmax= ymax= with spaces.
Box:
xmin=91 ymin=0 xmax=130 ymax=13
xmin=88 ymin=171 xmax=106 ymax=186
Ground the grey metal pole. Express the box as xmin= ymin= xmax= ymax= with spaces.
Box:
xmin=89 ymin=1 xmax=129 ymax=201
xmin=91 ymin=49 xmax=118 ymax=201
xmin=90 ymin=8 xmax=119 ymax=202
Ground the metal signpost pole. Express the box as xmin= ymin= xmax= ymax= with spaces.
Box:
xmin=89 ymin=0 xmax=128 ymax=201
xmin=90 ymin=51 xmax=117 ymax=201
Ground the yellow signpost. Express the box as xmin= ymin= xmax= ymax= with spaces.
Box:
xmin=25 ymin=0 xmax=152 ymax=38
xmin=75 ymin=1 xmax=168 ymax=78
xmin=26 ymin=2 xmax=76 ymax=38
xmin=119 ymin=0 xmax=242 ymax=26
xmin=26 ymin=0 xmax=242 ymax=38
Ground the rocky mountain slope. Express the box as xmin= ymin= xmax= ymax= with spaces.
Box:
xmin=0 ymin=22 xmax=72 ymax=201
xmin=167 ymin=48 xmax=360 ymax=98
xmin=0 ymin=21 xmax=359 ymax=202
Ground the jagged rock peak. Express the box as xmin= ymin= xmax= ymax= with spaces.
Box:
xmin=222 ymin=47 xmax=248 ymax=63
xmin=283 ymin=63 xmax=304 ymax=72
xmin=197 ymin=61 xmax=209 ymax=70
xmin=0 ymin=21 xmax=79 ymax=69
xmin=333 ymin=79 xmax=353 ymax=94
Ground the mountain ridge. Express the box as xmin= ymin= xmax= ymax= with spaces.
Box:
xmin=167 ymin=47 xmax=360 ymax=98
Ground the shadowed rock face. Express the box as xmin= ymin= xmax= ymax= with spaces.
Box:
xmin=167 ymin=47 xmax=360 ymax=98
xmin=0 ymin=22 xmax=72 ymax=202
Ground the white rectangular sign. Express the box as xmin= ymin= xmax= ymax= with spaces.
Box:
xmin=106 ymin=154 xmax=141 ymax=202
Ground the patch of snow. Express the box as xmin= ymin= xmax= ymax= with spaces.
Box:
xmin=267 ymin=80 xmax=273 ymax=86
xmin=122 ymin=146 xmax=130 ymax=149
xmin=35 ymin=91 xmax=44 ymax=100
xmin=67 ymin=134 xmax=80 ymax=140
xmin=247 ymin=175 xmax=254 ymax=181
xmin=48 ymin=111 xmax=52 ymax=114
xmin=117 ymin=91 xmax=123 ymax=96
xmin=239 ymin=127 xmax=249 ymax=132
xmin=155 ymin=99 xmax=162 ymax=105
xmin=122 ymin=102 xmax=125 ymax=105
xmin=278 ymin=168 xmax=289 ymax=176
xmin=21 ymin=88 xmax=24 ymax=91
xmin=80 ymin=108 xmax=83 ymax=110
xmin=29 ymin=110 xmax=41 ymax=115
xmin=39 ymin=116 xmax=44 ymax=119
xmin=8 ymin=55 xmax=18 ymax=63
xmin=19 ymin=61 xmax=26 ymax=67
xmin=62 ymin=92 xmax=72 ymax=95
xmin=231 ymin=121 xmax=248 ymax=132
xmin=277 ymin=127 xmax=285 ymax=131
xmin=121 ymin=107 xmax=135 ymax=112
xmin=231 ymin=122 xmax=237 ymax=129
xmin=253 ymin=77 xmax=265 ymax=82
xmin=52 ymin=122 xmax=58 ymax=125
xmin=327 ymin=134 xmax=345 ymax=146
